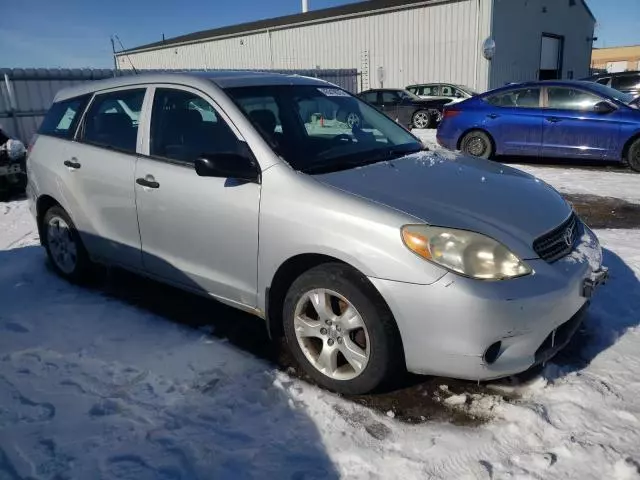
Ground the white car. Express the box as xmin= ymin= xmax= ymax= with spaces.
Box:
xmin=406 ymin=83 xmax=478 ymax=104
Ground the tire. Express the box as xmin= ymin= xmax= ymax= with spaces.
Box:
xmin=411 ymin=110 xmax=432 ymax=129
xmin=625 ymin=137 xmax=640 ymax=172
xmin=460 ymin=130 xmax=494 ymax=159
xmin=42 ymin=205 xmax=94 ymax=283
xmin=283 ymin=263 xmax=403 ymax=394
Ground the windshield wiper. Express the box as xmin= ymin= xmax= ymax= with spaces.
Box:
xmin=301 ymin=145 xmax=423 ymax=174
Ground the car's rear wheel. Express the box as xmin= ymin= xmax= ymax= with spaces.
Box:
xmin=43 ymin=206 xmax=94 ymax=283
xmin=625 ymin=137 xmax=640 ymax=172
xmin=460 ymin=130 xmax=494 ymax=159
xmin=411 ymin=110 xmax=432 ymax=129
xmin=283 ymin=263 xmax=403 ymax=394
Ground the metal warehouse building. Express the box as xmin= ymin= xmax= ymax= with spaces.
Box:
xmin=116 ymin=0 xmax=596 ymax=93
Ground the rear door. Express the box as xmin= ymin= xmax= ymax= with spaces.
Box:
xmin=67 ymin=87 xmax=147 ymax=268
xmin=541 ymin=86 xmax=620 ymax=159
xmin=134 ymin=85 xmax=260 ymax=307
xmin=482 ymin=86 xmax=544 ymax=156
xmin=380 ymin=91 xmax=401 ymax=122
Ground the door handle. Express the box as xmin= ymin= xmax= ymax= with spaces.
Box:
xmin=487 ymin=113 xmax=500 ymax=119
xmin=136 ymin=176 xmax=160 ymax=189
xmin=64 ymin=158 xmax=81 ymax=169
xmin=546 ymin=117 xmax=562 ymax=123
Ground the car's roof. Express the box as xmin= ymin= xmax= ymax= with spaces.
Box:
xmin=54 ymin=70 xmax=331 ymax=102
xmin=484 ymin=80 xmax=603 ymax=95
xmin=360 ymin=88 xmax=406 ymax=93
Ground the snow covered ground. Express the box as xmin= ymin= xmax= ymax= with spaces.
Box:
xmin=2 ymin=150 xmax=640 ymax=479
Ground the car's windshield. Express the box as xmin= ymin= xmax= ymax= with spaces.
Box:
xmin=584 ymin=82 xmax=635 ymax=105
xmin=224 ymin=84 xmax=423 ymax=173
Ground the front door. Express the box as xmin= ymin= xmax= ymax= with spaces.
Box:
xmin=134 ymin=86 xmax=260 ymax=308
xmin=70 ymin=87 xmax=147 ymax=268
xmin=542 ymin=86 xmax=620 ymax=159
xmin=482 ymin=86 xmax=545 ymax=156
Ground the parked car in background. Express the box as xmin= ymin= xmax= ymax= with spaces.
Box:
xmin=406 ymin=83 xmax=478 ymax=104
xmin=0 ymin=126 xmax=27 ymax=199
xmin=358 ymin=88 xmax=450 ymax=128
xmin=583 ymin=71 xmax=640 ymax=97
xmin=437 ymin=80 xmax=640 ymax=171
xmin=28 ymin=72 xmax=608 ymax=395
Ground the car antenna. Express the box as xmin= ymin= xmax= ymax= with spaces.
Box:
xmin=113 ymin=34 xmax=138 ymax=75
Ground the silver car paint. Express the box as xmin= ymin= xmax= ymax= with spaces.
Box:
xmin=28 ymin=72 xmax=602 ymax=380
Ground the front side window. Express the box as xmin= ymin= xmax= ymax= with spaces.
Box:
xmin=441 ymin=85 xmax=454 ymax=97
xmin=595 ymin=77 xmax=610 ymax=86
xmin=225 ymin=84 xmax=422 ymax=174
xmin=485 ymin=87 xmax=541 ymax=108
xmin=546 ymin=88 xmax=602 ymax=111
xmin=39 ymin=95 xmax=90 ymax=139
xmin=150 ymin=88 xmax=242 ymax=163
xmin=81 ymin=89 xmax=145 ymax=153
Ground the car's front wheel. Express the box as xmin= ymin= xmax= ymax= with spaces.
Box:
xmin=283 ymin=263 xmax=403 ymax=394
xmin=460 ymin=130 xmax=494 ymax=159
xmin=42 ymin=205 xmax=94 ymax=283
xmin=626 ymin=137 xmax=640 ymax=172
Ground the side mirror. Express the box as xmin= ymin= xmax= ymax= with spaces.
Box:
xmin=593 ymin=101 xmax=616 ymax=114
xmin=195 ymin=153 xmax=260 ymax=182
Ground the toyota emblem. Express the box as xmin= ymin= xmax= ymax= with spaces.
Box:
xmin=564 ymin=226 xmax=574 ymax=247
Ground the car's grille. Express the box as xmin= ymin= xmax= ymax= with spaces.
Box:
xmin=533 ymin=213 xmax=580 ymax=263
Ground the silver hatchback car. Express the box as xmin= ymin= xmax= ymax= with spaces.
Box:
xmin=28 ymin=72 xmax=608 ymax=394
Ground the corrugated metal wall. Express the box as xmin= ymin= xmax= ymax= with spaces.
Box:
xmin=0 ymin=69 xmax=116 ymax=142
xmin=0 ymin=67 xmax=357 ymax=143
xmin=119 ymin=0 xmax=493 ymax=92
xmin=490 ymin=0 xmax=595 ymax=88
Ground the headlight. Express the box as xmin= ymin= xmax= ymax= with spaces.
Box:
xmin=401 ymin=225 xmax=532 ymax=280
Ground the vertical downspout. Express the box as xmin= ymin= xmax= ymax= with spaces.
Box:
xmin=474 ymin=0 xmax=481 ymax=91
xmin=268 ymin=29 xmax=274 ymax=69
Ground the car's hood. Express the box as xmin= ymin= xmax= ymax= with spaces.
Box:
xmin=314 ymin=151 xmax=572 ymax=259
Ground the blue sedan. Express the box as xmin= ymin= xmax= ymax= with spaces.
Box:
xmin=436 ymin=80 xmax=640 ymax=171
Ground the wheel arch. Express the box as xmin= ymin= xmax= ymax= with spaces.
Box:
xmin=36 ymin=195 xmax=62 ymax=242
xmin=456 ymin=127 xmax=497 ymax=154
xmin=264 ymin=253 xmax=398 ymax=343
xmin=621 ymin=131 xmax=640 ymax=163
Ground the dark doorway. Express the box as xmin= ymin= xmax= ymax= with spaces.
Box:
xmin=539 ymin=34 xmax=564 ymax=80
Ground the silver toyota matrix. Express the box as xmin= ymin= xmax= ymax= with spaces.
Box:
xmin=27 ymin=72 xmax=608 ymax=394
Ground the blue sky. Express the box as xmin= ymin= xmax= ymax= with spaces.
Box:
xmin=0 ymin=0 xmax=636 ymax=68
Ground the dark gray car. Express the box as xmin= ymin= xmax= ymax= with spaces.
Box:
xmin=358 ymin=88 xmax=451 ymax=128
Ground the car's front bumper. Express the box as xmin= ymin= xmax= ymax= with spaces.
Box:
xmin=370 ymin=227 xmax=606 ymax=381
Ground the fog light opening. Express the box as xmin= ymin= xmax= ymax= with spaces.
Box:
xmin=484 ymin=341 xmax=502 ymax=365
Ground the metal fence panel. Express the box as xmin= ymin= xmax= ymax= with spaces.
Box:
xmin=0 ymin=67 xmax=358 ymax=143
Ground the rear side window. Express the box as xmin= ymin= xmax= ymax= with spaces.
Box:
xmin=360 ymin=92 xmax=378 ymax=103
xmin=484 ymin=87 xmax=541 ymax=108
xmin=38 ymin=96 xmax=90 ymax=139
xmin=81 ymin=89 xmax=145 ymax=153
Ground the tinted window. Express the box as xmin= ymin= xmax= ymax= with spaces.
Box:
xmin=381 ymin=91 xmax=400 ymax=104
xmin=441 ymin=85 xmax=454 ymax=96
xmin=596 ymin=77 xmax=610 ymax=86
xmin=547 ymin=87 xmax=602 ymax=110
xmin=485 ymin=87 xmax=541 ymax=108
xmin=226 ymin=85 xmax=421 ymax=173
xmin=39 ymin=96 xmax=90 ymax=139
xmin=150 ymin=88 xmax=242 ymax=163
xmin=612 ymin=74 xmax=640 ymax=91
xmin=81 ymin=89 xmax=145 ymax=153
xmin=360 ymin=92 xmax=378 ymax=103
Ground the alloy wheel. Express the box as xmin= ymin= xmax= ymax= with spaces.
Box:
xmin=466 ymin=136 xmax=488 ymax=157
xmin=47 ymin=216 xmax=78 ymax=274
xmin=293 ymin=288 xmax=370 ymax=381
xmin=413 ymin=111 xmax=430 ymax=129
